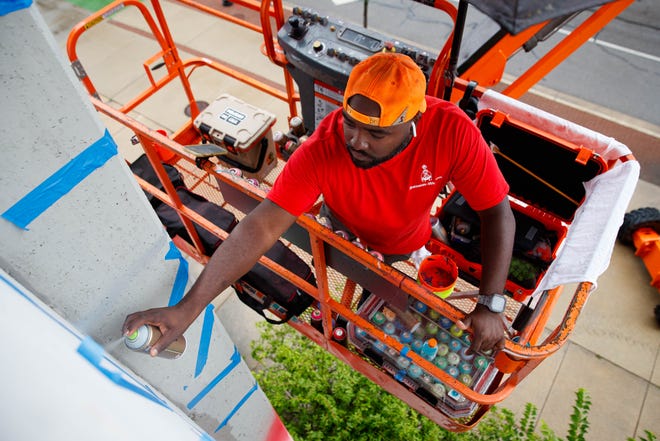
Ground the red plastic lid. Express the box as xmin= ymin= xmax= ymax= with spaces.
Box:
xmin=332 ymin=328 xmax=346 ymax=339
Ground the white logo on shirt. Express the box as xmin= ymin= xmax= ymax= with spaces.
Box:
xmin=421 ymin=165 xmax=432 ymax=183
xmin=409 ymin=164 xmax=443 ymax=190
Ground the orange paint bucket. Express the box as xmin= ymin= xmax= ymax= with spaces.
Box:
xmin=418 ymin=254 xmax=458 ymax=299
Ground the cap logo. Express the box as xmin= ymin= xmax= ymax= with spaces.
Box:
xmin=393 ymin=109 xmax=408 ymax=125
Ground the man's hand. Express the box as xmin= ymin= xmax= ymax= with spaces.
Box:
xmin=456 ymin=304 xmax=506 ymax=353
xmin=122 ymin=304 xmax=195 ymax=357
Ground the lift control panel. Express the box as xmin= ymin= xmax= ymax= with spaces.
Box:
xmin=278 ymin=6 xmax=438 ymax=131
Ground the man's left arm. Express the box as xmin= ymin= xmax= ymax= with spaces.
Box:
xmin=458 ymin=197 xmax=515 ymax=352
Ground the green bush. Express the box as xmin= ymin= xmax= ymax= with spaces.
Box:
xmin=251 ymin=322 xmax=655 ymax=441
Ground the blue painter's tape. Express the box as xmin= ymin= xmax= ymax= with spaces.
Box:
xmin=187 ymin=346 xmax=240 ymax=410
xmin=1 ymin=129 xmax=117 ymax=229
xmin=165 ymin=242 xmax=189 ymax=307
xmin=195 ymin=304 xmax=214 ymax=378
xmin=214 ymin=382 xmax=258 ymax=433
xmin=0 ymin=0 xmax=32 ymax=15
xmin=77 ymin=336 xmax=169 ymax=408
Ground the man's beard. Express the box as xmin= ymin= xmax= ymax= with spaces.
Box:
xmin=346 ymin=132 xmax=413 ymax=169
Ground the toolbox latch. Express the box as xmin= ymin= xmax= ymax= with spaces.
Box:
xmin=223 ymin=134 xmax=237 ymax=154
xmin=491 ymin=111 xmax=508 ymax=128
xmin=575 ymin=146 xmax=591 ymax=165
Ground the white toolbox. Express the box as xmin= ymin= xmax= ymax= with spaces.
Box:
xmin=194 ymin=94 xmax=277 ymax=180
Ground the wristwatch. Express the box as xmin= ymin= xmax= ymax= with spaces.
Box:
xmin=476 ymin=294 xmax=507 ymax=313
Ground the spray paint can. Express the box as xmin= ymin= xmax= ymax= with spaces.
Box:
xmin=289 ymin=116 xmax=306 ymax=137
xmin=351 ymin=240 xmax=365 ymax=250
xmin=317 ymin=216 xmax=333 ymax=229
xmin=273 ymin=130 xmax=286 ymax=149
xmin=283 ymin=139 xmax=297 ymax=154
xmin=430 ymin=216 xmax=449 ymax=243
xmin=310 ymin=308 xmax=324 ymax=333
xmin=407 ymin=364 xmax=423 ymax=379
xmin=228 ymin=168 xmax=243 ymax=177
xmin=420 ymin=338 xmax=439 ymax=361
xmin=454 ymin=218 xmax=472 ymax=235
xmin=124 ymin=324 xmax=186 ymax=359
xmin=369 ymin=250 xmax=384 ymax=262
xmin=332 ymin=327 xmax=348 ymax=347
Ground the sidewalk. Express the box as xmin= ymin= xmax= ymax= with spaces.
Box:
xmin=36 ymin=0 xmax=660 ymax=438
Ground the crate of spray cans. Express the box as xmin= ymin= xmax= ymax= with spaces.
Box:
xmin=348 ymin=294 xmax=498 ymax=419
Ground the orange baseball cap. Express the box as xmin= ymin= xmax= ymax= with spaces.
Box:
xmin=343 ymin=52 xmax=427 ymax=127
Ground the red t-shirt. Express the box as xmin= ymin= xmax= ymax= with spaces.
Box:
xmin=267 ymin=96 xmax=509 ymax=255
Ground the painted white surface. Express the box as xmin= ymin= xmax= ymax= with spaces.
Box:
xmin=0 ymin=270 xmax=211 ymax=441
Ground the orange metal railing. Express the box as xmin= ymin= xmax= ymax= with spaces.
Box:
xmin=66 ymin=0 xmax=634 ymax=431
xmin=87 ymin=94 xmax=604 ymax=431
xmin=66 ymin=0 xmax=299 ymax=123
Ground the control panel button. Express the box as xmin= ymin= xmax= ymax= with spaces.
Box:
xmin=287 ymin=16 xmax=307 ymax=40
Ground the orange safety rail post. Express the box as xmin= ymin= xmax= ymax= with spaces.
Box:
xmin=172 ymin=0 xmax=300 ymax=119
xmin=131 ymin=0 xmax=202 ymax=118
xmin=422 ymin=0 xmax=458 ymax=98
xmin=66 ymin=0 xmax=167 ymax=99
xmin=518 ymin=286 xmax=564 ymax=346
xmin=502 ymin=0 xmax=634 ymax=99
xmin=259 ymin=0 xmax=300 ymax=120
xmin=65 ymin=0 xmax=200 ymax=116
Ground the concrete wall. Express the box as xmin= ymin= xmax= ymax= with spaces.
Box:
xmin=0 ymin=4 xmax=290 ymax=440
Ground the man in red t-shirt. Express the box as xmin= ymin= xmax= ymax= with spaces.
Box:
xmin=124 ymin=52 xmax=515 ymax=355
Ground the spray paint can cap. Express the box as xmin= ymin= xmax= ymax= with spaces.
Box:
xmin=124 ymin=325 xmax=150 ymax=351
xmin=124 ymin=324 xmax=186 ymax=359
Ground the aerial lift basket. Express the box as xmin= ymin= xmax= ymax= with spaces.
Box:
xmin=65 ymin=0 xmax=639 ymax=432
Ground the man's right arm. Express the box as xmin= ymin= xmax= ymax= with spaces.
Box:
xmin=122 ymin=199 xmax=298 ymax=356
